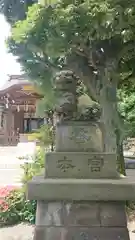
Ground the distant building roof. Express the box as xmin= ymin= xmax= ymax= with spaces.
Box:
xmin=0 ymin=74 xmax=43 ymax=100
xmin=0 ymin=74 xmax=31 ymax=93
xmin=8 ymin=74 xmax=28 ymax=81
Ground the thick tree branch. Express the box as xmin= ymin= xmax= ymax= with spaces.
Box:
xmin=66 ymin=53 xmax=98 ymax=102
xmin=27 ymin=44 xmax=60 ymax=72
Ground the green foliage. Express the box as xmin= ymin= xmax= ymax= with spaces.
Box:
xmin=118 ymin=89 xmax=135 ymax=137
xmin=0 ymin=0 xmax=57 ymax=113
xmin=0 ymin=189 xmax=36 ymax=226
xmin=5 ymin=0 xmax=135 ymax=166
xmin=7 ymin=0 xmax=135 ymax=101
xmin=28 ymin=124 xmax=55 ymax=146
xmin=40 ymin=0 xmax=58 ymax=5
xmin=0 ymin=0 xmax=37 ymax=24
xmin=36 ymin=92 xmax=56 ymax=116
xmin=20 ymin=148 xmax=45 ymax=186
xmin=0 ymin=148 xmax=45 ymax=226
xmin=7 ymin=3 xmax=60 ymax=94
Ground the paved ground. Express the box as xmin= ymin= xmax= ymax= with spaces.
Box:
xmin=0 ymin=147 xmax=21 ymax=185
xmin=0 ymin=144 xmax=35 ymax=186
xmin=129 ymin=221 xmax=135 ymax=239
xmin=0 ymin=223 xmax=135 ymax=240
xmin=0 ymin=145 xmax=34 ymax=239
xmin=0 ymin=224 xmax=34 ymax=240
xmin=0 ymin=162 xmax=23 ymax=186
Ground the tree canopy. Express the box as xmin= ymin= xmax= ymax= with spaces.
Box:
xmin=118 ymin=88 xmax=135 ymax=137
xmin=5 ymin=0 xmax=135 ymax=157
xmin=7 ymin=1 xmax=135 ymax=98
xmin=0 ymin=0 xmax=37 ymax=23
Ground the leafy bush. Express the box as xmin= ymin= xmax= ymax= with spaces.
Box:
xmin=0 ymin=186 xmax=16 ymax=198
xmin=0 ymin=188 xmax=36 ymax=226
xmin=28 ymin=124 xmax=55 ymax=147
xmin=20 ymin=147 xmax=45 ymax=188
xmin=0 ymin=148 xmax=45 ymax=226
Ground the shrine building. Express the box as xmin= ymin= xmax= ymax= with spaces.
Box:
xmin=0 ymin=75 xmax=44 ymax=146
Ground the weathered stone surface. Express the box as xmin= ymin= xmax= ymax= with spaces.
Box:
xmin=33 ymin=226 xmax=65 ymax=240
xmin=34 ymin=201 xmax=127 ymax=227
xmin=45 ymin=152 xmax=119 ymax=179
xmin=27 ymin=175 xmax=135 ymax=201
xmin=33 ymin=226 xmax=46 ymax=240
xmin=64 ymin=227 xmax=130 ymax=240
xmin=33 ymin=226 xmax=130 ymax=240
xmin=35 ymin=201 xmax=100 ymax=227
xmin=100 ymin=202 xmax=127 ymax=227
xmin=63 ymin=202 xmax=100 ymax=227
xmin=55 ymin=122 xmax=104 ymax=152
xmin=36 ymin=201 xmax=64 ymax=226
xmin=63 ymin=201 xmax=127 ymax=227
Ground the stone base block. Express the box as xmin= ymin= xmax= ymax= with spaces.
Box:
xmin=45 ymin=152 xmax=119 ymax=179
xmin=33 ymin=200 xmax=130 ymax=240
xmin=35 ymin=201 xmax=127 ymax=227
xmin=33 ymin=226 xmax=129 ymax=240
xmin=27 ymin=175 xmax=135 ymax=201
xmin=55 ymin=121 xmax=104 ymax=152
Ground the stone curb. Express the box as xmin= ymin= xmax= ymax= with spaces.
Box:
xmin=125 ymin=159 xmax=135 ymax=169
xmin=27 ymin=176 xmax=135 ymax=201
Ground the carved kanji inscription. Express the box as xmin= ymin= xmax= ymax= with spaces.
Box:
xmin=88 ymin=155 xmax=104 ymax=172
xmin=70 ymin=127 xmax=91 ymax=144
xmin=57 ymin=156 xmax=75 ymax=172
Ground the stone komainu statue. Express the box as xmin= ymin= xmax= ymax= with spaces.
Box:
xmin=54 ymin=70 xmax=77 ymax=120
xmin=54 ymin=70 xmax=101 ymax=122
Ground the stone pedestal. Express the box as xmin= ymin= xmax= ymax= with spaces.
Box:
xmin=55 ymin=122 xmax=104 ymax=152
xmin=33 ymin=201 xmax=129 ymax=240
xmin=27 ymin=122 xmax=135 ymax=240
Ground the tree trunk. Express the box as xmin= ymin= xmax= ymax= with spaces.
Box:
xmin=99 ymin=72 xmax=117 ymax=152
xmin=116 ymin=128 xmax=126 ymax=175
xmin=99 ymin=87 xmax=125 ymax=174
xmin=99 ymin=67 xmax=125 ymax=174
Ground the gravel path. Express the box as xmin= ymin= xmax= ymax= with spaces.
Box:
xmin=0 ymin=222 xmax=135 ymax=240
xmin=0 ymin=224 xmax=34 ymax=240
xmin=128 ymin=221 xmax=135 ymax=240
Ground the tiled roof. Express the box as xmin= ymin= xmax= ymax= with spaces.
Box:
xmin=0 ymin=75 xmax=31 ymax=92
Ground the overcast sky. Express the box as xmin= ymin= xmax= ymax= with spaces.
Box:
xmin=0 ymin=15 xmax=21 ymax=87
